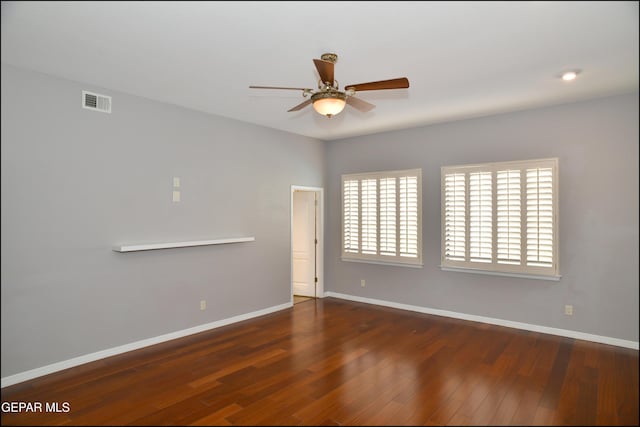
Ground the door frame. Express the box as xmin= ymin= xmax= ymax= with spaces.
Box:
xmin=290 ymin=185 xmax=324 ymax=303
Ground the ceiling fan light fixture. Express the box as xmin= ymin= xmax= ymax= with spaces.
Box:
xmin=311 ymin=91 xmax=346 ymax=118
xmin=249 ymin=53 xmax=409 ymax=116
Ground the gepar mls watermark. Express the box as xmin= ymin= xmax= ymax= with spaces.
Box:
xmin=1 ymin=401 xmax=70 ymax=413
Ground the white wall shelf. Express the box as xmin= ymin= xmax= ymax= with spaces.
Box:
xmin=112 ymin=237 xmax=255 ymax=253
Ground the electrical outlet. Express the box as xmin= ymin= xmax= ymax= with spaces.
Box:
xmin=200 ymin=300 xmax=206 ymax=310
xmin=564 ymin=304 xmax=573 ymax=316
xmin=361 ymin=279 xmax=366 ymax=287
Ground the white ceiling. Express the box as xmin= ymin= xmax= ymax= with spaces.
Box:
xmin=1 ymin=1 xmax=638 ymax=141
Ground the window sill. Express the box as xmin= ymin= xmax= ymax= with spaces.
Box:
xmin=440 ymin=266 xmax=561 ymax=281
xmin=342 ymin=257 xmax=423 ymax=269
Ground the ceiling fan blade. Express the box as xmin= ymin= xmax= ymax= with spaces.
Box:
xmin=287 ymin=99 xmax=312 ymax=112
xmin=346 ymin=96 xmax=376 ymax=112
xmin=345 ymin=77 xmax=410 ymax=92
xmin=249 ymin=85 xmax=311 ymax=91
xmin=313 ymin=59 xmax=335 ymax=85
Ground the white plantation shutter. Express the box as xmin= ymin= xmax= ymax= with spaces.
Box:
xmin=526 ymin=167 xmax=554 ymax=267
xmin=441 ymin=159 xmax=558 ymax=278
xmin=444 ymin=173 xmax=466 ymax=261
xmin=343 ymin=179 xmax=359 ymax=253
xmin=496 ymin=170 xmax=521 ymax=265
xmin=380 ymin=178 xmax=397 ymax=256
xmin=342 ymin=169 xmax=422 ymax=266
xmin=400 ymin=176 xmax=419 ymax=257
xmin=361 ymin=179 xmax=377 ymax=254
xmin=470 ymin=172 xmax=492 ymax=263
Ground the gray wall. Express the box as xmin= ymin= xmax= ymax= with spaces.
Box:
xmin=1 ymin=64 xmax=325 ymax=377
xmin=326 ymin=93 xmax=639 ymax=343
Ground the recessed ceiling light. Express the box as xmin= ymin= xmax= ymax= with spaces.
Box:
xmin=561 ymin=70 xmax=581 ymax=81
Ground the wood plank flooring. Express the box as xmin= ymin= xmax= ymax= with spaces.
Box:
xmin=293 ymin=295 xmax=314 ymax=305
xmin=1 ymin=297 xmax=638 ymax=425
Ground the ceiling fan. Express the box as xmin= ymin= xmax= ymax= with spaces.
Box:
xmin=249 ymin=53 xmax=409 ymax=118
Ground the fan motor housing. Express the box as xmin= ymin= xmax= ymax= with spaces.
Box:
xmin=310 ymin=90 xmax=346 ymax=103
xmin=320 ymin=53 xmax=338 ymax=63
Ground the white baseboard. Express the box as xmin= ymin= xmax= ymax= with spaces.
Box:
xmin=325 ymin=292 xmax=639 ymax=350
xmin=1 ymin=302 xmax=292 ymax=388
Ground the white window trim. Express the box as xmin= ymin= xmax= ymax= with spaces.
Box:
xmin=439 ymin=266 xmax=561 ymax=281
xmin=441 ymin=158 xmax=559 ymax=278
xmin=342 ymin=168 xmax=423 ymax=267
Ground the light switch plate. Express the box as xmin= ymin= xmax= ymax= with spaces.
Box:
xmin=173 ymin=177 xmax=180 ymax=188
xmin=172 ymin=190 xmax=181 ymax=202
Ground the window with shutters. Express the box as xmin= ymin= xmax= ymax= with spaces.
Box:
xmin=441 ymin=158 xmax=559 ymax=279
xmin=342 ymin=169 xmax=422 ymax=267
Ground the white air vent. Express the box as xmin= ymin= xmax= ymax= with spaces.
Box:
xmin=82 ymin=90 xmax=111 ymax=113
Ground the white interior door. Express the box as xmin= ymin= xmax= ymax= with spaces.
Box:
xmin=292 ymin=191 xmax=316 ymax=297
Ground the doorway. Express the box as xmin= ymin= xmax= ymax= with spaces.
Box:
xmin=291 ymin=186 xmax=323 ymax=304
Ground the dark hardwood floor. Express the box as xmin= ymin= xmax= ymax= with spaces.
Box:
xmin=1 ymin=297 xmax=638 ymax=426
